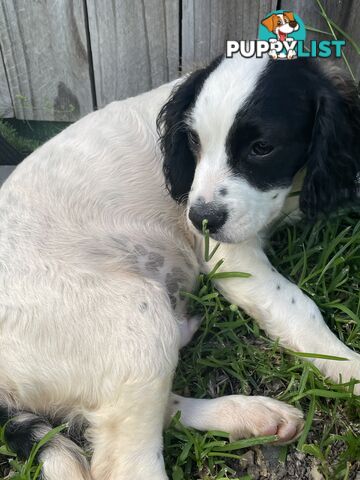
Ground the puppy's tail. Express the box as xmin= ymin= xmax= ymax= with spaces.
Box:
xmin=1 ymin=402 xmax=91 ymax=480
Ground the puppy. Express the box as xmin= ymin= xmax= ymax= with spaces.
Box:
xmin=0 ymin=55 xmax=359 ymax=480
xmin=261 ymin=11 xmax=300 ymax=59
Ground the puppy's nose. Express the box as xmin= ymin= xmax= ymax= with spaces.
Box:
xmin=289 ymin=20 xmax=297 ymax=28
xmin=189 ymin=202 xmax=228 ymax=234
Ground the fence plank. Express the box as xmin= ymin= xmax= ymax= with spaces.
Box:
xmin=182 ymin=0 xmax=277 ymax=72
xmin=87 ymin=0 xmax=179 ymax=108
xmin=0 ymin=52 xmax=13 ymax=118
xmin=0 ymin=0 xmax=93 ymax=121
xmin=280 ymin=0 xmax=360 ymax=81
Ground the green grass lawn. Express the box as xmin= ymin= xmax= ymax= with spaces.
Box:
xmin=165 ymin=210 xmax=360 ymax=480
xmin=1 ymin=209 xmax=359 ymax=479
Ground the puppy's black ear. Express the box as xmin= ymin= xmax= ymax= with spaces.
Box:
xmin=300 ymin=66 xmax=360 ymax=218
xmin=157 ymin=57 xmax=222 ymax=202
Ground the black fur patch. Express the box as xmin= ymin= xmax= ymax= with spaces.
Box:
xmin=4 ymin=415 xmax=51 ymax=460
xmin=0 ymin=405 xmax=9 ymax=426
xmin=157 ymin=56 xmax=223 ymax=202
xmin=225 ymin=58 xmax=360 ymax=217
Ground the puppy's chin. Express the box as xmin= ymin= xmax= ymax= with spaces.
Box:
xmin=210 ymin=230 xmax=251 ymax=244
xmin=208 ymin=233 xmax=235 ymax=244
xmin=186 ymin=216 xmax=259 ymax=244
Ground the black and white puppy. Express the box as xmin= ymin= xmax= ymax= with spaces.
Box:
xmin=0 ymin=55 xmax=359 ymax=480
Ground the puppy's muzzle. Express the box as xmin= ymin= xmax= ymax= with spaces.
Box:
xmin=189 ymin=201 xmax=228 ymax=234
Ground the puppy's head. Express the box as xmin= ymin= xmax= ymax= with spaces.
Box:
xmin=157 ymin=56 xmax=360 ymax=243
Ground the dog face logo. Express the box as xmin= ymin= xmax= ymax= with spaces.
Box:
xmin=259 ymin=10 xmax=306 ymax=60
xmin=261 ymin=12 xmax=299 ymax=42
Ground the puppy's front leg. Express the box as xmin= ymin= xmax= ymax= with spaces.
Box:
xmin=202 ymin=237 xmax=360 ymax=393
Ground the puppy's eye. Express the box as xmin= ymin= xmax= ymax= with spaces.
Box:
xmin=188 ymin=130 xmax=200 ymax=151
xmin=251 ymin=141 xmax=274 ymax=156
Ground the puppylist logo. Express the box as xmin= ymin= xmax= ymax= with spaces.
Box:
xmin=227 ymin=10 xmax=345 ymax=59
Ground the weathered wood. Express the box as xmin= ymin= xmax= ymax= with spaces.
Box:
xmin=0 ymin=52 xmax=13 ymax=118
xmin=3 ymin=0 xmax=357 ymax=123
xmin=0 ymin=0 xmax=93 ymax=121
xmin=280 ymin=0 xmax=360 ymax=81
xmin=182 ymin=0 xmax=278 ymax=72
xmin=87 ymin=0 xmax=179 ymax=108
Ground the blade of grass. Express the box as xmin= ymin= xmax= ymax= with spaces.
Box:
xmin=315 ymin=0 xmax=356 ymax=81
xmin=286 ymin=350 xmax=350 ymax=362
xmin=212 ymin=435 xmax=278 ymax=452
xmin=321 ymin=17 xmax=360 ymax=55
xmin=305 ymin=25 xmax=332 ymax=36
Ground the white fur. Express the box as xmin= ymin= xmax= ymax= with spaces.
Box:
xmin=0 ymin=55 xmax=358 ymax=479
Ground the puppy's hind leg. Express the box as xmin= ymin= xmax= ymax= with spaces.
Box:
xmin=85 ymin=278 xmax=181 ymax=480
xmin=88 ymin=377 xmax=172 ymax=480
xmin=167 ymin=393 xmax=304 ymax=444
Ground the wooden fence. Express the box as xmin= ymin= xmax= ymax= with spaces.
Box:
xmin=0 ymin=0 xmax=359 ymax=122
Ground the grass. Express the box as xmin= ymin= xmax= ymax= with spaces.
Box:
xmin=0 ymin=119 xmax=70 ymax=158
xmin=1 ymin=209 xmax=359 ymax=479
xmin=0 ymin=119 xmax=41 ymax=156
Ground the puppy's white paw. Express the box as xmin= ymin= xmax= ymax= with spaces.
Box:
xmin=215 ymin=395 xmax=304 ymax=444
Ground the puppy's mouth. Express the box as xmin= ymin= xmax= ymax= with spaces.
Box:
xmin=186 ymin=215 xmax=231 ymax=244
xmin=208 ymin=232 xmax=233 ymax=244
xmin=278 ymin=31 xmax=287 ymax=41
